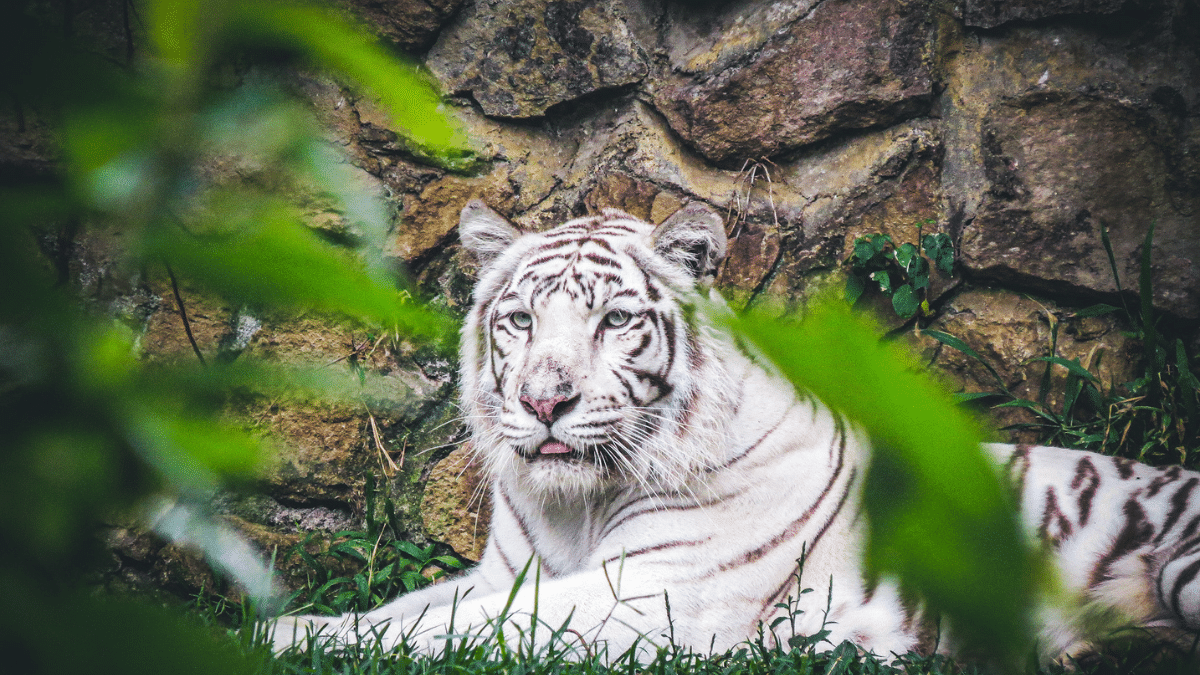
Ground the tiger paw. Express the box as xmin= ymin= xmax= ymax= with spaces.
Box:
xmin=269 ymin=614 xmax=345 ymax=653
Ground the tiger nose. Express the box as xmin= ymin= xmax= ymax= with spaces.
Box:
xmin=519 ymin=393 xmax=580 ymax=424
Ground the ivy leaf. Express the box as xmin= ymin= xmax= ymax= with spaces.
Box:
xmin=869 ymin=233 xmax=893 ymax=255
xmin=937 ymin=250 xmax=955 ymax=276
xmin=853 ymin=238 xmax=875 ymax=264
xmin=923 ymin=233 xmax=955 ymax=276
xmin=891 ymin=284 xmax=919 ymax=319
xmin=870 ymin=270 xmax=893 ymax=294
xmin=894 ymin=242 xmax=918 ymax=270
xmin=911 ymin=255 xmax=931 ymax=291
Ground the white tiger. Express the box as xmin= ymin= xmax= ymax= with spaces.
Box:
xmin=272 ymin=200 xmax=1200 ymax=660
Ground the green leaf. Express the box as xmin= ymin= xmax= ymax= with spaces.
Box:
xmin=144 ymin=0 xmax=215 ymax=71
xmin=853 ymin=239 xmax=875 ymax=263
xmin=1099 ymin=222 xmax=1125 ymax=297
xmin=143 ymin=194 xmax=454 ymax=342
xmin=937 ymin=250 xmax=955 ymax=276
xmin=1062 ymin=375 xmax=1083 ymax=420
xmin=845 ymin=273 xmax=866 ymax=304
xmin=127 ymin=407 xmax=266 ymax=494
xmin=994 ymin=399 xmax=1063 ymax=424
xmin=953 ymin=391 xmax=1003 ymax=404
xmin=894 ymin=242 xmax=918 ymax=269
xmin=922 ymin=233 xmax=955 ymax=277
xmin=1177 ymin=339 xmax=1200 ymax=393
xmin=434 ymin=555 xmax=466 ymax=569
xmin=922 ymin=329 xmax=1011 ymax=396
xmin=870 ymin=270 xmax=892 ymax=294
xmin=891 ymin=284 xmax=919 ymax=319
xmin=869 ymin=233 xmax=892 ymax=255
xmin=396 ymin=540 xmax=426 ymax=560
xmin=826 ymin=641 xmax=859 ymax=675
xmin=1027 ymin=356 xmax=1100 ymax=384
xmin=911 ymin=254 xmax=930 ymax=279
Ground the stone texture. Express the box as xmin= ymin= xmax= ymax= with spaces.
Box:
xmin=101 ymin=524 xmax=224 ymax=601
xmin=421 ymin=447 xmax=492 ymax=561
xmin=339 ymin=0 xmax=464 ymax=53
xmin=426 ymin=0 xmax=648 ymax=117
xmin=658 ymin=0 xmax=822 ymax=78
xmin=649 ymin=0 xmax=937 ymax=165
xmin=583 ymin=173 xmax=661 ymax=222
xmin=936 ymin=18 xmax=1200 ymax=239
xmin=961 ymin=92 xmax=1200 ymax=319
xmin=385 ymin=105 xmax=574 ymax=263
xmin=960 ymin=0 xmax=1134 ymax=29
xmin=510 ymin=99 xmax=956 ymax=311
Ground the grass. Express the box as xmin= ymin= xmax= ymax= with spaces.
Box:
xmin=191 ymin=575 xmax=1200 ymax=675
xmin=279 ymin=474 xmax=465 ymax=618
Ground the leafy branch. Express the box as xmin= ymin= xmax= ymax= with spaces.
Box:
xmin=845 ymin=227 xmax=954 ymax=319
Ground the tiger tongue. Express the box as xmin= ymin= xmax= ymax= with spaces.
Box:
xmin=539 ymin=440 xmax=572 ymax=455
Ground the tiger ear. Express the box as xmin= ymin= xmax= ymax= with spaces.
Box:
xmin=459 ymin=200 xmax=521 ymax=266
xmin=650 ymin=202 xmax=727 ymax=281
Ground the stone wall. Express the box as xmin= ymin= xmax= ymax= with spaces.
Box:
xmin=8 ymin=0 xmax=1197 ymax=602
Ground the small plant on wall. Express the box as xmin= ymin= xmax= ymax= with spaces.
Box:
xmin=845 ymin=224 xmax=954 ymax=320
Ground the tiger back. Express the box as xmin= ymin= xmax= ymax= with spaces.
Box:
xmin=271 ymin=200 xmax=1200 ymax=661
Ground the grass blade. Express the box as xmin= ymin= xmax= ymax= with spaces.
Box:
xmin=922 ymin=329 xmax=1012 ymax=396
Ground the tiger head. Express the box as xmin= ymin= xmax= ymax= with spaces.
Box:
xmin=458 ymin=200 xmax=737 ymax=497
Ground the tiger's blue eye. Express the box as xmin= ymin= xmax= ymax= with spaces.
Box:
xmin=604 ymin=309 xmax=632 ymax=328
xmin=511 ymin=311 xmax=533 ymax=329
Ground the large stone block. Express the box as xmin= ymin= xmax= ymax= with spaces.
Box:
xmin=961 ymin=92 xmax=1200 ymax=319
xmin=339 ymin=0 xmax=463 ymax=53
xmin=426 ymin=0 xmax=648 ymax=118
xmin=649 ymin=0 xmax=937 ymax=165
xmin=959 ymin=0 xmax=1136 ymax=29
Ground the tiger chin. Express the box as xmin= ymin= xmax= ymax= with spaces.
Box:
xmin=271 ymin=200 xmax=1200 ymax=663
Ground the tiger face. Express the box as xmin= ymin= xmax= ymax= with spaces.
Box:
xmin=458 ymin=200 xmax=731 ymax=496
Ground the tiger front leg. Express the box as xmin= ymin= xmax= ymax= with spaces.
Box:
xmin=269 ymin=547 xmax=518 ymax=653
xmin=274 ymin=568 xmax=674 ymax=658
xmin=383 ymin=568 xmax=673 ymax=657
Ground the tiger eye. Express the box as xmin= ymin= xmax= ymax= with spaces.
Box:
xmin=511 ymin=311 xmax=533 ymax=329
xmin=604 ymin=309 xmax=631 ymax=328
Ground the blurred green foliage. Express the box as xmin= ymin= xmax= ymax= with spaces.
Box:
xmin=1 ymin=0 xmax=467 ymax=671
